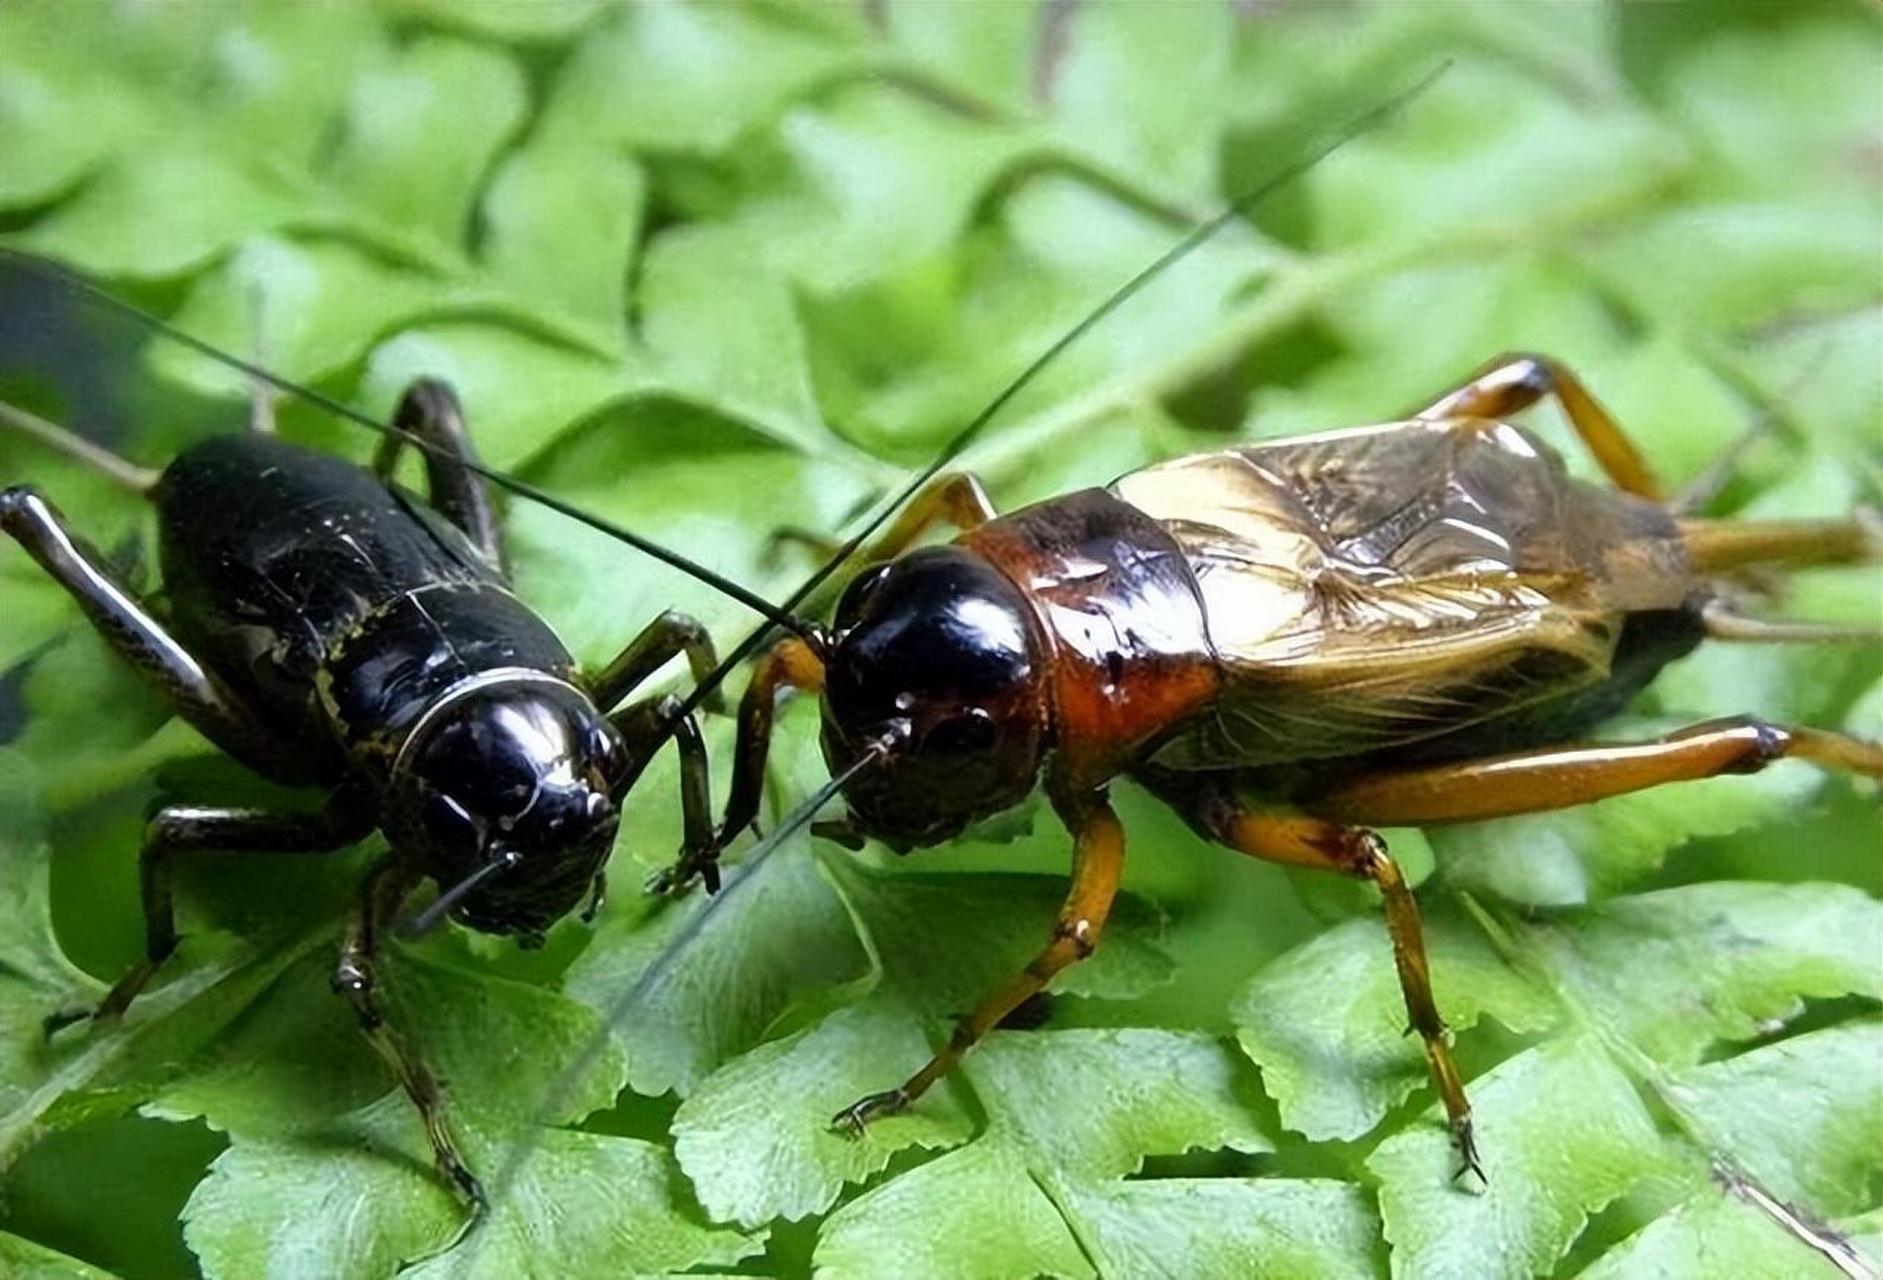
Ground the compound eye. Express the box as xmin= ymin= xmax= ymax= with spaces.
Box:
xmin=835 ymin=563 xmax=893 ymax=628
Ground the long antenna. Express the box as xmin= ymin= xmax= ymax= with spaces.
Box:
xmin=0 ymin=249 xmax=815 ymax=641
xmin=472 ymin=64 xmax=1449 ymax=1251
xmin=668 ymin=60 xmax=1450 ymax=722
xmin=2 ymin=61 xmax=1442 ymax=674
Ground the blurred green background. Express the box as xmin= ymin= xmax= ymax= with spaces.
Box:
xmin=0 ymin=2 xmax=1878 ymax=1277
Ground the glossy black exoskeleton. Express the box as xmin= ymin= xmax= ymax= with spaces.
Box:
xmin=1 ymin=380 xmax=723 ymax=1208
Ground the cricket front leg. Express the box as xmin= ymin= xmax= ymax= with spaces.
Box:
xmin=609 ymin=694 xmax=716 ymax=896
xmin=831 ymin=788 xmax=1124 ymax=1134
xmin=771 ymin=471 xmax=996 ymax=566
xmin=588 ymin=609 xmax=723 ymax=714
xmin=332 ymin=857 xmax=484 ymax=1213
xmin=650 ymin=636 xmax=826 ymax=897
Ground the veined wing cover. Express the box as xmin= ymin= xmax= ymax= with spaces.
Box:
xmin=1109 ymin=419 xmax=1693 ymax=767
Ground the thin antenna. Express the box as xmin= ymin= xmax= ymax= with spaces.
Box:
xmin=671 ymin=60 xmax=1451 ymax=721
xmin=0 ymin=249 xmax=816 ymax=641
xmin=0 ymin=397 xmax=160 ymax=494
xmin=473 ymin=67 xmax=1447 ymax=1250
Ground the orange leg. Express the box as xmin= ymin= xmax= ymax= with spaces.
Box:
xmin=830 ymin=789 xmax=1125 ymax=1134
xmin=1309 ymin=716 xmax=1883 ymax=827
xmin=1148 ymin=772 xmax=1479 ymax=1182
xmin=1416 ymin=352 xmax=1664 ymax=500
xmin=648 ymin=635 xmax=826 ymax=896
xmin=771 ymin=471 xmax=996 ymax=565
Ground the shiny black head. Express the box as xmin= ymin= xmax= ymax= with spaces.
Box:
xmin=821 ymin=546 xmax=1049 ymax=850
xmin=390 ymin=677 xmax=627 ymax=940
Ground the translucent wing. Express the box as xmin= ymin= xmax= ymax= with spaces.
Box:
xmin=1110 ymin=418 xmax=1693 ymax=766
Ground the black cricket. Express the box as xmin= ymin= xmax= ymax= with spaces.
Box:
xmin=2 ymin=379 xmax=725 ymax=1207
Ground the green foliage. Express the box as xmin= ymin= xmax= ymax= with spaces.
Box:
xmin=1 ymin=2 xmax=1879 ymax=1277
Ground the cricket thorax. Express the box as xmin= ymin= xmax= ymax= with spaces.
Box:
xmin=958 ymin=488 xmax=1221 ymax=786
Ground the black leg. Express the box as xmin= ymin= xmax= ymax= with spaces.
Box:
xmin=611 ymin=694 xmax=718 ymax=895
xmin=332 ymin=857 xmax=485 ymax=1213
xmin=372 ymin=378 xmax=505 ymax=574
xmin=588 ymin=610 xmax=723 ymax=714
xmin=45 ymin=797 xmax=372 ymax=1034
xmin=1 ymin=486 xmax=301 ymax=781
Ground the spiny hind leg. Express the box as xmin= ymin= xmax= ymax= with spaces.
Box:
xmin=1416 ymin=352 xmax=1664 ymax=500
xmin=831 ymin=789 xmax=1124 ymax=1134
xmin=372 ymin=378 xmax=505 ymax=573
xmin=1144 ymin=771 xmax=1480 ymax=1183
xmin=45 ymin=799 xmax=370 ymax=1034
xmin=1 ymin=486 xmax=297 ymax=775
xmin=333 ymin=857 xmax=484 ymax=1213
xmin=770 ymin=471 xmax=996 ymax=565
xmin=1308 ymin=716 xmax=1882 ymax=827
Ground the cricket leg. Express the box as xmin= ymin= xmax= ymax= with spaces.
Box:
xmin=661 ymin=636 xmax=825 ymax=894
xmin=830 ymin=788 xmax=1124 ymax=1134
xmin=608 ymin=694 xmax=716 ymax=896
xmin=1 ymin=486 xmax=306 ymax=778
xmin=587 ymin=610 xmax=723 ymax=713
xmin=1700 ymin=599 xmax=1880 ymax=646
xmin=1415 ymin=352 xmax=1664 ymax=500
xmin=771 ymin=471 xmax=996 ymax=563
xmin=45 ymin=798 xmax=371 ymax=1033
xmin=1145 ymin=771 xmax=1480 ymax=1182
xmin=332 ymin=857 xmax=484 ymax=1212
xmin=373 ymin=378 xmax=505 ymax=573
xmin=1677 ymin=514 xmax=1877 ymax=576
xmin=1308 ymin=716 xmax=1883 ymax=826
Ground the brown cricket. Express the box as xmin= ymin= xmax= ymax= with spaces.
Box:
xmin=664 ymin=352 xmax=1880 ymax=1180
